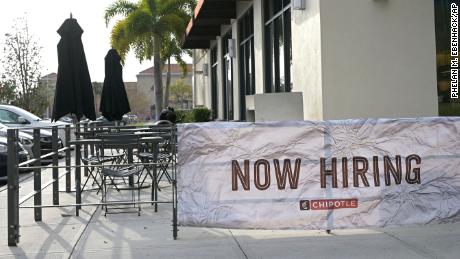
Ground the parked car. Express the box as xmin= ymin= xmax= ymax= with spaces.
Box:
xmin=0 ymin=104 xmax=69 ymax=129
xmin=0 ymin=122 xmax=64 ymax=160
xmin=121 ymin=114 xmax=138 ymax=125
xmin=0 ymin=122 xmax=34 ymax=155
xmin=53 ymin=115 xmax=88 ymax=124
xmin=127 ymin=114 xmax=138 ymax=124
xmin=122 ymin=115 xmax=129 ymax=125
xmin=94 ymin=116 xmax=126 ymax=127
xmin=0 ymin=105 xmax=66 ymax=157
xmin=57 ymin=115 xmax=74 ymax=124
xmin=0 ymin=136 xmax=30 ymax=181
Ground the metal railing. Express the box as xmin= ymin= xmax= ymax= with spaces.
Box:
xmin=6 ymin=122 xmax=178 ymax=246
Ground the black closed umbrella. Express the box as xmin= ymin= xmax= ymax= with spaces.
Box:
xmin=52 ymin=16 xmax=96 ymax=122
xmin=99 ymin=49 xmax=130 ymax=121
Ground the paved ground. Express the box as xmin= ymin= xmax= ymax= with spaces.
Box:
xmin=1 ymin=168 xmax=460 ymax=259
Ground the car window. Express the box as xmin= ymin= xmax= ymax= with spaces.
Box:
xmin=0 ymin=109 xmax=20 ymax=124
xmin=5 ymin=106 xmax=41 ymax=121
xmin=13 ymin=107 xmax=41 ymax=121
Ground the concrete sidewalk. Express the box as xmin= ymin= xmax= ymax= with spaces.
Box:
xmin=1 ymin=170 xmax=459 ymax=259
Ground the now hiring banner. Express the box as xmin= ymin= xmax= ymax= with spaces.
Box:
xmin=177 ymin=117 xmax=460 ymax=230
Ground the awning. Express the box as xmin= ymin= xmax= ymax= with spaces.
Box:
xmin=182 ymin=0 xmax=237 ymax=49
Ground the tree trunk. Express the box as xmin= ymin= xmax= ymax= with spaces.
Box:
xmin=153 ymin=35 xmax=163 ymax=120
xmin=163 ymin=57 xmax=171 ymax=108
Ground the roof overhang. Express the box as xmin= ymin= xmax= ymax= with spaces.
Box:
xmin=182 ymin=0 xmax=237 ymax=49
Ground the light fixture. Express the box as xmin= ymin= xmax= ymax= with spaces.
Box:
xmin=202 ymin=63 xmax=209 ymax=76
xmin=228 ymin=39 xmax=236 ymax=58
xmin=293 ymin=0 xmax=306 ymax=10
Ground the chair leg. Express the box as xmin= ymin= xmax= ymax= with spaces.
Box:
xmin=101 ymin=175 xmax=104 ymax=210
xmin=131 ymin=179 xmax=135 ymax=208
xmin=157 ymin=168 xmax=173 ymax=184
xmin=81 ymin=173 xmax=91 ymax=191
xmin=102 ymin=175 xmax=106 ymax=214
xmin=89 ymin=171 xmax=103 ymax=190
xmin=138 ymin=173 xmax=141 ymax=216
xmin=82 ymin=165 xmax=104 ymax=193
xmin=157 ymin=159 xmax=173 ymax=184
xmin=153 ymin=164 xmax=158 ymax=211
xmin=140 ymin=166 xmax=154 ymax=187
xmin=107 ymin=176 xmax=121 ymax=192
xmin=104 ymin=175 xmax=108 ymax=216
xmin=81 ymin=163 xmax=93 ymax=191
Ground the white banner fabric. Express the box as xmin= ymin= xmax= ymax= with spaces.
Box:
xmin=177 ymin=117 xmax=460 ymax=229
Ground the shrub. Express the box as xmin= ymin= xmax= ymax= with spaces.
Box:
xmin=175 ymin=109 xmax=193 ymax=123
xmin=192 ymin=107 xmax=212 ymax=122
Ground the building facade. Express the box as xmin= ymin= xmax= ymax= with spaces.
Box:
xmin=184 ymin=0 xmax=457 ymax=122
xmin=39 ymin=72 xmax=57 ymax=118
xmin=136 ymin=64 xmax=193 ymax=116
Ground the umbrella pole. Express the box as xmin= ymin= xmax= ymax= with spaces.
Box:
xmin=115 ymin=120 xmax=120 ymax=132
xmin=71 ymin=114 xmax=82 ymax=216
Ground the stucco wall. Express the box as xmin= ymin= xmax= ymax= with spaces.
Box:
xmin=231 ymin=20 xmax=240 ymax=120
xmin=253 ymin=0 xmax=265 ymax=94
xmin=319 ymin=0 xmax=438 ymax=120
xmin=136 ymin=75 xmax=155 ymax=108
xmin=254 ymin=92 xmax=304 ymax=121
xmin=193 ymin=49 xmax=211 ymax=108
xmin=291 ymin=0 xmax=323 ymax=120
xmin=215 ymin=37 xmax=223 ymax=120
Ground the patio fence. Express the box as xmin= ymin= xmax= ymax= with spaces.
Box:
xmin=6 ymin=123 xmax=178 ymax=246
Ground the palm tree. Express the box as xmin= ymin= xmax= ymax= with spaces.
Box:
xmin=104 ymin=0 xmax=194 ymax=119
xmin=161 ymin=33 xmax=191 ymax=108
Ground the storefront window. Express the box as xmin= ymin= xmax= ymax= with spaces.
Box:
xmin=239 ymin=7 xmax=255 ymax=121
xmin=211 ymin=47 xmax=218 ymax=119
xmin=264 ymin=0 xmax=292 ymax=93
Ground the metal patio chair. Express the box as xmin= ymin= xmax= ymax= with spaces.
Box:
xmin=138 ymin=123 xmax=176 ymax=189
xmin=77 ymin=129 xmax=125 ymax=193
xmin=98 ymin=134 xmax=144 ymax=216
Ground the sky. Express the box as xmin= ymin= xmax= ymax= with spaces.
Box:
xmin=0 ymin=0 xmax=190 ymax=82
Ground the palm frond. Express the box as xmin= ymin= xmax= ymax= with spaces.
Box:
xmin=157 ymin=0 xmax=195 ymax=17
xmin=104 ymin=0 xmax=139 ymax=26
xmin=110 ymin=20 xmax=131 ymax=62
xmin=106 ymin=0 xmax=194 ymax=70
xmin=132 ymin=34 xmax=154 ymax=61
xmin=174 ymin=53 xmax=188 ymax=77
xmin=125 ymin=8 xmax=154 ymax=35
xmin=140 ymin=0 xmax=157 ymax=19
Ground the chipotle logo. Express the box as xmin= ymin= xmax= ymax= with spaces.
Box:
xmin=300 ymin=198 xmax=358 ymax=210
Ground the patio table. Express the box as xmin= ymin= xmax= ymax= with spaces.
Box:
xmin=69 ymin=136 xmax=163 ymax=212
xmin=118 ymin=127 xmax=152 ymax=132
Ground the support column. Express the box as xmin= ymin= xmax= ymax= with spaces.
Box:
xmin=253 ymin=0 xmax=265 ymax=94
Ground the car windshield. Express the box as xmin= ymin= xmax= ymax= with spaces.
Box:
xmin=11 ymin=106 xmax=42 ymax=121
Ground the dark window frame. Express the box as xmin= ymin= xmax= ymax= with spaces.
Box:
xmin=238 ymin=7 xmax=255 ymax=121
xmin=210 ymin=47 xmax=219 ymax=120
xmin=222 ymin=31 xmax=234 ymax=121
xmin=264 ymin=0 xmax=292 ymax=93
